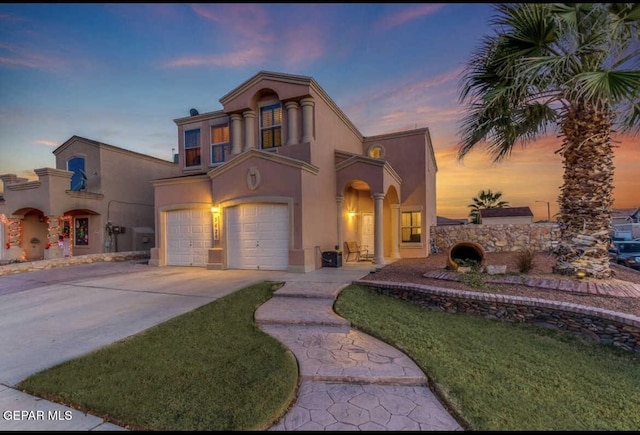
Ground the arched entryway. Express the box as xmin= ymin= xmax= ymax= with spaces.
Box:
xmin=14 ymin=208 xmax=48 ymax=261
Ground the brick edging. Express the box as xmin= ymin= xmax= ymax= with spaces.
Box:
xmin=354 ymin=279 xmax=640 ymax=354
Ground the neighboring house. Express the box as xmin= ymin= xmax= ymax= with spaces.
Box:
xmin=150 ymin=71 xmax=438 ymax=272
xmin=611 ymin=207 xmax=640 ymax=240
xmin=611 ymin=207 xmax=640 ymax=225
xmin=436 ymin=216 xmax=468 ymax=226
xmin=479 ymin=206 xmax=534 ymax=225
xmin=0 ymin=136 xmax=180 ymax=262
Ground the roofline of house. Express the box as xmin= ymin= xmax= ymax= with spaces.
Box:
xmin=53 ymin=136 xmax=177 ymax=167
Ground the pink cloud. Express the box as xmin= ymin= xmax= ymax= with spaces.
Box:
xmin=191 ymin=4 xmax=271 ymax=43
xmin=280 ymin=26 xmax=324 ymax=67
xmin=376 ymin=4 xmax=446 ymax=31
xmin=0 ymin=41 xmax=66 ymax=70
xmin=165 ymin=47 xmax=268 ymax=68
xmin=165 ymin=4 xmax=327 ymax=69
xmin=34 ymin=140 xmax=58 ymax=147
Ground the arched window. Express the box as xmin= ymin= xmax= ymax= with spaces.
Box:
xmin=68 ymin=157 xmax=86 ymax=191
xmin=367 ymin=144 xmax=385 ymax=159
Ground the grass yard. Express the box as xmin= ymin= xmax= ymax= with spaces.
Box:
xmin=334 ymin=284 xmax=640 ymax=431
xmin=18 ymin=281 xmax=298 ymax=431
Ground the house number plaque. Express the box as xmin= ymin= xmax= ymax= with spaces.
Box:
xmin=213 ymin=213 xmax=220 ymax=241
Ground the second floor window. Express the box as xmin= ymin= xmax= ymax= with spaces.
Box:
xmin=185 ymin=129 xmax=201 ymax=167
xmin=211 ymin=124 xmax=229 ymax=164
xmin=260 ymin=103 xmax=282 ymax=149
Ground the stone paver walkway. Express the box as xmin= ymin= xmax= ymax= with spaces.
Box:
xmin=255 ymin=281 xmax=462 ymax=431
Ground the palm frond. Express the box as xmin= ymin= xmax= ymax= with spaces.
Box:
xmin=574 ymin=70 xmax=640 ymax=102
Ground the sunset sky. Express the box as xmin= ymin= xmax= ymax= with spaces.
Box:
xmin=1 ymin=3 xmax=638 ymax=221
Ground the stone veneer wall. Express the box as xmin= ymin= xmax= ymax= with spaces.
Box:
xmin=431 ymin=223 xmax=561 ymax=253
xmin=0 ymin=251 xmax=150 ymax=275
xmin=356 ymin=280 xmax=640 ymax=354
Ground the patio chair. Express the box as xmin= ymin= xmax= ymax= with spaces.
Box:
xmin=344 ymin=241 xmax=371 ymax=262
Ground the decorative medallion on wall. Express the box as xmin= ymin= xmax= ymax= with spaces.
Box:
xmin=247 ymin=166 xmax=261 ymax=191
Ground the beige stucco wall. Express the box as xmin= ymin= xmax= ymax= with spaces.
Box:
xmin=156 ymin=72 xmax=438 ymax=270
xmin=0 ymin=137 xmax=179 ymax=260
xmin=363 ymin=130 xmax=437 ymax=258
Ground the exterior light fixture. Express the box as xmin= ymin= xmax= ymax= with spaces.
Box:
xmin=211 ymin=206 xmax=219 ymax=214
xmin=348 ymin=211 xmax=356 ymax=218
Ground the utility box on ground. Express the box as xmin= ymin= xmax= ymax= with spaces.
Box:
xmin=322 ymin=250 xmax=342 ymax=268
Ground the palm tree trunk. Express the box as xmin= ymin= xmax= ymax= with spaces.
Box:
xmin=554 ymin=101 xmax=614 ymax=279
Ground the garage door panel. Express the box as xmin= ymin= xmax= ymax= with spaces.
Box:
xmin=227 ymin=204 xmax=288 ymax=270
xmin=166 ymin=209 xmax=212 ymax=266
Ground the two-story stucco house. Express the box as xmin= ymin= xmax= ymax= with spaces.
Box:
xmin=150 ymin=71 xmax=438 ymax=272
xmin=0 ymin=136 xmax=180 ymax=262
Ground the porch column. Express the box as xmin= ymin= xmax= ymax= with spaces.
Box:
xmin=336 ymin=195 xmax=344 ymax=251
xmin=300 ymin=98 xmax=314 ymax=143
xmin=243 ymin=110 xmax=256 ymax=151
xmin=4 ymin=217 xmax=23 ymax=261
xmin=285 ymin=101 xmax=299 ymax=145
xmin=373 ymin=193 xmax=385 ymax=265
xmin=230 ymin=114 xmax=243 ymax=154
xmin=390 ymin=204 xmax=401 ymax=258
xmin=44 ymin=215 xmax=63 ymax=259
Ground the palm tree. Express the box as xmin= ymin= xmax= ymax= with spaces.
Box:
xmin=468 ymin=189 xmax=509 ymax=224
xmin=457 ymin=3 xmax=640 ymax=279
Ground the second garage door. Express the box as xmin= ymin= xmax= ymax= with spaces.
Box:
xmin=227 ymin=203 xmax=289 ymax=271
xmin=166 ymin=209 xmax=212 ymax=266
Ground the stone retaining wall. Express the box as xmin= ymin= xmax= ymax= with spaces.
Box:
xmin=430 ymin=223 xmax=560 ymax=253
xmin=0 ymin=251 xmax=150 ymax=276
xmin=356 ymin=280 xmax=640 ymax=354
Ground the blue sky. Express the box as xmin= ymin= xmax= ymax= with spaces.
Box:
xmin=1 ymin=3 xmax=637 ymax=219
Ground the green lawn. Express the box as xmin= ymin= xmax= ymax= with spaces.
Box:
xmin=334 ymin=284 xmax=640 ymax=431
xmin=18 ymin=281 xmax=298 ymax=431
xmin=18 ymin=280 xmax=640 ymax=431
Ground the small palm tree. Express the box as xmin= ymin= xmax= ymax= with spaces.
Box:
xmin=457 ymin=3 xmax=640 ymax=278
xmin=468 ymin=189 xmax=509 ymax=224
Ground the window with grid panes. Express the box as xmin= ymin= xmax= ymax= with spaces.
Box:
xmin=260 ymin=103 xmax=282 ymax=149
xmin=184 ymin=129 xmax=201 ymax=167
xmin=401 ymin=211 xmax=422 ymax=243
xmin=210 ymin=124 xmax=229 ymax=164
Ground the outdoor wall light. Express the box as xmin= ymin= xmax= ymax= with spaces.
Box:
xmin=348 ymin=211 xmax=356 ymax=218
xmin=211 ymin=206 xmax=219 ymax=214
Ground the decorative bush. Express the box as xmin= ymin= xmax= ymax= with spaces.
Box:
xmin=516 ymin=247 xmax=537 ymax=274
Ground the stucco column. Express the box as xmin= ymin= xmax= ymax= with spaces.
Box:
xmin=44 ymin=215 xmax=63 ymax=260
xmin=230 ymin=113 xmax=243 ymax=154
xmin=390 ymin=204 xmax=401 ymax=258
xmin=300 ymin=98 xmax=314 ymax=143
xmin=336 ymin=195 xmax=344 ymax=252
xmin=243 ymin=110 xmax=256 ymax=151
xmin=285 ymin=101 xmax=300 ymax=145
xmin=4 ymin=217 xmax=24 ymax=261
xmin=373 ymin=193 xmax=385 ymax=265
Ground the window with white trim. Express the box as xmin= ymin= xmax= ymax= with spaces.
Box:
xmin=401 ymin=211 xmax=422 ymax=243
xmin=210 ymin=124 xmax=229 ymax=164
xmin=184 ymin=128 xmax=201 ymax=167
xmin=260 ymin=103 xmax=282 ymax=149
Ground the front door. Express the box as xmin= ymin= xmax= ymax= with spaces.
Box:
xmin=361 ymin=213 xmax=375 ymax=254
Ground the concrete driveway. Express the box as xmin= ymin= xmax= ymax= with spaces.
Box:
xmin=0 ymin=260 xmax=286 ymax=387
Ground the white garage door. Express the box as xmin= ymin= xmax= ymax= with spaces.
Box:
xmin=166 ymin=209 xmax=212 ymax=266
xmin=227 ymin=203 xmax=289 ymax=271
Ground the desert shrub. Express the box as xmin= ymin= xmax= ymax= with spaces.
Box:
xmin=454 ymin=258 xmax=481 ymax=271
xmin=516 ymin=247 xmax=537 ymax=274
